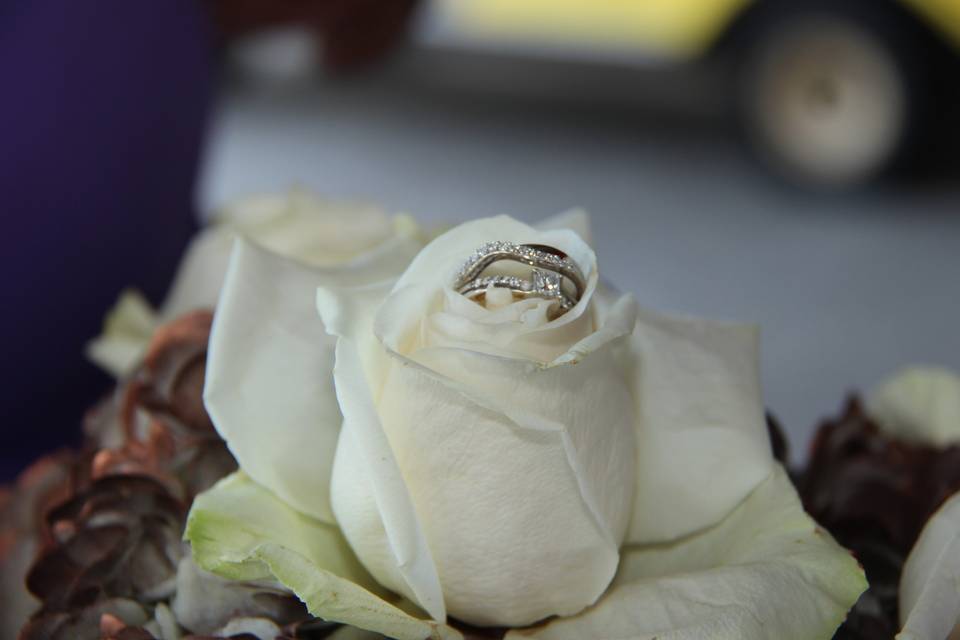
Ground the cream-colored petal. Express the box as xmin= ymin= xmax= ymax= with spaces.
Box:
xmin=422 ymin=287 xmax=596 ymax=362
xmin=85 ymin=289 xmax=160 ymax=377
xmin=186 ymin=472 xmax=461 ymax=640
xmin=376 ymin=272 xmax=600 ymax=366
xmin=163 ymin=192 xmax=421 ymax=323
xmin=204 ymin=239 xmax=418 ymax=524
xmin=204 ymin=240 xmax=340 ymax=523
xmin=508 ymin=466 xmax=867 ymax=640
xmin=626 ymin=305 xmax=773 ymax=543
xmin=316 ymin=280 xmax=396 ymax=402
xmin=212 ymin=191 xmax=394 ymax=260
xmin=328 ymin=337 xmax=447 ymax=623
xmin=869 ymin=366 xmax=960 ymax=447
xmin=366 ymin=358 xmax=621 ymax=627
xmin=228 ymin=192 xmax=402 ymax=267
xmin=163 ymin=200 xmax=419 ymax=321
xmin=336 ymin=295 xmax=638 ymax=627
xmin=898 ymin=491 xmax=960 ymax=640
xmin=317 ymin=276 xmax=452 ymax=623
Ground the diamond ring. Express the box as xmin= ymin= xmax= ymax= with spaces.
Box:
xmin=453 ymin=242 xmax=585 ymax=317
xmin=458 ymin=271 xmax=577 ymax=311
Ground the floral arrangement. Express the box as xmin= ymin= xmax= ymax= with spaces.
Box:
xmin=3 ymin=192 xmax=958 ymax=640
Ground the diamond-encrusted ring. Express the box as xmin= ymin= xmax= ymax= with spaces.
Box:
xmin=458 ymin=271 xmax=576 ymax=311
xmin=454 ymin=242 xmax=586 ymax=299
xmin=453 ymin=242 xmax=586 ymax=317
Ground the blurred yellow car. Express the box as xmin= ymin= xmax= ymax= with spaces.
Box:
xmin=423 ymin=0 xmax=960 ymax=188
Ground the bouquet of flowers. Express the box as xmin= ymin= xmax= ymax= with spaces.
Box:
xmin=4 ymin=192 xmax=958 ymax=640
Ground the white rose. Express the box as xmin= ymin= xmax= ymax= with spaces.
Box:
xmin=86 ymin=190 xmax=421 ymax=377
xmin=865 ymin=367 xmax=960 ymax=640
xmin=189 ymin=211 xmax=865 ymax=639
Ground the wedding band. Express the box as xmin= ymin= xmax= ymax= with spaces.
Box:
xmin=453 ymin=242 xmax=586 ymax=317
xmin=453 ymin=241 xmax=586 ymax=300
xmin=458 ymin=271 xmax=576 ymax=311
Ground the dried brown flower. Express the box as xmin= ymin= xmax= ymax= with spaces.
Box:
xmin=1 ymin=452 xmax=83 ymax=637
xmin=6 ymin=310 xmax=325 ymax=639
xmin=26 ymin=474 xmax=185 ymax=609
xmin=799 ymin=396 xmax=960 ymax=639
xmin=84 ymin=311 xmax=236 ymax=501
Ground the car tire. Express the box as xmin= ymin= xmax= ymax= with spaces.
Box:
xmin=737 ymin=1 xmax=932 ymax=189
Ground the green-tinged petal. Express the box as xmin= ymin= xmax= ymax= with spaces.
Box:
xmin=85 ymin=289 xmax=159 ymax=377
xmin=186 ymin=472 xmax=462 ymax=640
xmin=897 ymin=491 xmax=960 ymax=640
xmin=869 ymin=366 xmax=960 ymax=447
xmin=507 ymin=466 xmax=866 ymax=640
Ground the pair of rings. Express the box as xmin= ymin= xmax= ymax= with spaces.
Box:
xmin=453 ymin=241 xmax=586 ymax=318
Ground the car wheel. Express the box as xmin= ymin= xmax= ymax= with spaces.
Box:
xmin=738 ymin=3 xmax=928 ymax=189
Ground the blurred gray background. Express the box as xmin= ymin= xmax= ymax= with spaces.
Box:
xmin=197 ymin=43 xmax=960 ymax=461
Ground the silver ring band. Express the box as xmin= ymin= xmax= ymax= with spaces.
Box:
xmin=457 ymin=272 xmax=576 ymax=311
xmin=453 ymin=242 xmax=585 ymax=318
xmin=453 ymin=241 xmax=585 ymax=300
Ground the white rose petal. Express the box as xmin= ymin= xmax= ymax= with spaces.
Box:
xmin=869 ymin=366 xmax=960 ymax=447
xmin=623 ymin=303 xmax=774 ymax=543
xmin=214 ymin=191 xmax=403 ymax=265
xmin=506 ymin=466 xmax=867 ymax=640
xmin=328 ymin=337 xmax=447 ymax=622
xmin=88 ymin=191 xmax=411 ymax=378
xmin=898 ymin=491 xmax=960 ymax=640
xmin=203 ymin=237 xmax=421 ymax=523
xmin=166 ymin=191 xmax=402 ymax=319
xmin=343 ymin=299 xmax=637 ymax=626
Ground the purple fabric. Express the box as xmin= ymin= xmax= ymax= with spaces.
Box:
xmin=1 ymin=1 xmax=214 ymax=479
